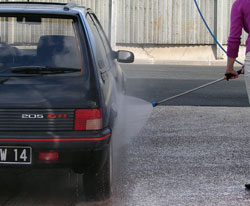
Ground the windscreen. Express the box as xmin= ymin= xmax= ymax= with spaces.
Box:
xmin=0 ymin=16 xmax=82 ymax=75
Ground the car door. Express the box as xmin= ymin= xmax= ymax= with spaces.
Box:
xmin=86 ymin=13 xmax=117 ymax=127
xmin=89 ymin=13 xmax=124 ymax=92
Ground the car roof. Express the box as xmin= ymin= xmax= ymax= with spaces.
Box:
xmin=0 ymin=2 xmax=88 ymax=16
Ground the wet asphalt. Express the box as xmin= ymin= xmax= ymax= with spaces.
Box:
xmin=1 ymin=64 xmax=250 ymax=206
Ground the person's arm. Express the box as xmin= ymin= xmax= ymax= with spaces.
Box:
xmin=226 ymin=0 xmax=243 ymax=79
xmin=225 ymin=57 xmax=238 ymax=79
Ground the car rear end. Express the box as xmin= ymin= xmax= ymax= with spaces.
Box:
xmin=0 ymin=109 xmax=111 ymax=168
xmin=0 ymin=3 xmax=110 ymax=170
xmin=0 ymin=3 xmax=115 ymax=201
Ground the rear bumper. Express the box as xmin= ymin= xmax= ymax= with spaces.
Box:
xmin=0 ymin=128 xmax=111 ymax=151
xmin=0 ymin=128 xmax=111 ymax=170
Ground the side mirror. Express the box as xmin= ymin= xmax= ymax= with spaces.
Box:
xmin=115 ymin=50 xmax=134 ymax=63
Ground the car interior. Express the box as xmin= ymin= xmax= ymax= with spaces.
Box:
xmin=0 ymin=35 xmax=80 ymax=70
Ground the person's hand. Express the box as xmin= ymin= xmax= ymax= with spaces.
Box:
xmin=225 ymin=67 xmax=239 ymax=80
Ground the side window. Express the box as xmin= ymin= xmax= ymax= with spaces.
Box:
xmin=90 ymin=14 xmax=113 ymax=63
xmin=86 ymin=14 xmax=109 ymax=70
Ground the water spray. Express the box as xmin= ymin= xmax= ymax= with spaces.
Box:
xmin=152 ymin=0 xmax=244 ymax=108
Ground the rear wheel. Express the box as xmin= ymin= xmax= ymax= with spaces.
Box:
xmin=82 ymin=142 xmax=112 ymax=201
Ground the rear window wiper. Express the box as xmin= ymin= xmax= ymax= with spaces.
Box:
xmin=0 ymin=73 xmax=42 ymax=77
xmin=10 ymin=66 xmax=81 ymax=75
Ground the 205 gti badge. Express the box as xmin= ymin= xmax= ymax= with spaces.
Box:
xmin=21 ymin=114 xmax=68 ymax=119
xmin=22 ymin=114 xmax=44 ymax=119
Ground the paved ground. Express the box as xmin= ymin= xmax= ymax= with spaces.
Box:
xmin=104 ymin=106 xmax=250 ymax=206
xmin=123 ymin=64 xmax=248 ymax=107
xmin=1 ymin=64 xmax=250 ymax=206
xmin=2 ymin=105 xmax=250 ymax=206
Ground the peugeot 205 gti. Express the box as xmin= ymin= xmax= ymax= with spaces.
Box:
xmin=0 ymin=2 xmax=134 ymax=201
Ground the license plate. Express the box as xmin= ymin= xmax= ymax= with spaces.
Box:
xmin=0 ymin=146 xmax=32 ymax=165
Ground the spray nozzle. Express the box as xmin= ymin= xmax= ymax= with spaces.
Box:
xmin=152 ymin=102 xmax=158 ymax=107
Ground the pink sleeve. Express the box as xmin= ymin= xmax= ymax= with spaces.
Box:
xmin=227 ymin=0 xmax=244 ymax=58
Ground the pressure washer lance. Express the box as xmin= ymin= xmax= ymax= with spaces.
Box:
xmin=152 ymin=69 xmax=242 ymax=108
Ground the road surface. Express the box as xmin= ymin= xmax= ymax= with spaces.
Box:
xmin=1 ymin=64 xmax=250 ymax=206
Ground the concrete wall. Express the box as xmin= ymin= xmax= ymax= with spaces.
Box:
xmin=116 ymin=0 xmax=247 ymax=45
xmin=117 ymin=0 xmax=215 ymax=44
xmin=2 ymin=0 xmax=248 ymax=47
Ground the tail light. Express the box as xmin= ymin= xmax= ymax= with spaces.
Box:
xmin=39 ymin=152 xmax=59 ymax=162
xmin=74 ymin=109 xmax=103 ymax=131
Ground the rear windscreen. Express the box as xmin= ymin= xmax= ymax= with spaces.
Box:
xmin=0 ymin=16 xmax=83 ymax=75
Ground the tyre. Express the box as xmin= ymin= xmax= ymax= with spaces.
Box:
xmin=82 ymin=142 xmax=112 ymax=201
